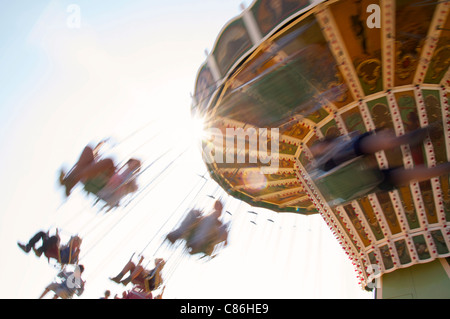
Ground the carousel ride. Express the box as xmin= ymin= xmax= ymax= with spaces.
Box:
xmin=192 ymin=0 xmax=450 ymax=298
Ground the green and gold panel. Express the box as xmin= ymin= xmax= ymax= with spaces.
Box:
xmin=298 ymin=150 xmax=312 ymax=170
xmin=394 ymin=239 xmax=412 ymax=265
xmin=419 ymin=181 xmax=439 ymax=225
xmin=413 ymin=234 xmax=432 ymax=260
xmin=376 ymin=191 xmax=402 ymax=235
xmin=366 ymin=97 xmax=392 ymax=128
xmin=395 ymin=91 xmax=419 ymax=127
xmin=279 ymin=121 xmax=310 ymax=140
xmin=394 ymin=0 xmax=437 ymax=87
xmin=332 ymin=208 xmax=362 ymax=253
xmin=329 ymin=0 xmax=383 ymax=95
xmin=423 ymin=90 xmax=446 ymax=164
xmin=441 ymin=171 xmax=450 ymax=222
xmin=357 ymin=197 xmax=385 ymax=241
xmin=341 ymin=106 xmax=367 ymax=134
xmin=279 ymin=141 xmax=298 ymax=155
xmin=368 ymin=250 xmax=378 ymax=267
xmin=264 ymin=190 xmax=307 ymax=206
xmin=379 ymin=244 xmax=395 ymax=270
xmin=307 ymin=108 xmax=330 ymax=125
xmin=366 ymin=97 xmax=404 ymax=167
xmin=241 ymin=181 xmax=303 ymax=198
xmin=394 ymin=91 xmax=426 ymax=165
xmin=397 ymin=186 xmax=421 ymax=229
xmin=222 ymin=170 xmax=297 ymax=188
xmin=430 ymin=230 xmax=450 ymax=255
xmin=290 ymin=196 xmax=317 ymax=212
xmin=320 ymin=119 xmax=340 ymax=138
xmin=342 ymin=204 xmax=372 ymax=247
xmin=424 ymin=12 xmax=450 ymax=84
xmin=266 ymin=171 xmax=297 ymax=182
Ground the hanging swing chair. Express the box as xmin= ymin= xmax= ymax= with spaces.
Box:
xmin=85 ymin=170 xmax=140 ymax=212
xmin=166 ymin=201 xmax=231 ymax=259
xmin=56 ymin=235 xmax=82 ymax=267
xmin=124 ymin=286 xmax=154 ymax=299
xmin=191 ymin=0 xmax=450 ymax=289
xmin=59 ymin=138 xmax=142 ymax=212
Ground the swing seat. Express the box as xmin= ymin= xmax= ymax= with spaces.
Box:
xmin=57 ymin=236 xmax=82 ymax=266
xmin=127 ymin=287 xmax=153 ymax=299
xmin=167 ymin=209 xmax=230 ymax=258
xmin=83 ymin=173 xmax=109 ymax=195
xmin=312 ymin=156 xmax=384 ymax=206
xmin=143 ymin=274 xmax=163 ymax=292
xmin=95 ymin=189 xmax=124 ymax=212
xmin=166 ymin=210 xmax=202 ymax=244
xmin=59 ymin=247 xmax=78 ymax=265
xmin=85 ymin=173 xmax=138 ymax=212
xmin=186 ymin=222 xmax=230 ymax=257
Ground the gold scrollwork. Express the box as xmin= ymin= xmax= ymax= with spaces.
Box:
xmin=430 ymin=44 xmax=450 ymax=79
xmin=396 ymin=52 xmax=417 ymax=80
xmin=356 ymin=58 xmax=381 ymax=91
xmin=326 ymin=77 xmax=348 ymax=104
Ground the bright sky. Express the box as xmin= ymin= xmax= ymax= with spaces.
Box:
xmin=0 ymin=0 xmax=373 ymax=299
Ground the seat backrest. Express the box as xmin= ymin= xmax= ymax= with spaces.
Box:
xmin=312 ymin=156 xmax=384 ymax=206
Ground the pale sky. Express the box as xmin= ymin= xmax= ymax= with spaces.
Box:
xmin=0 ymin=0 xmax=373 ymax=299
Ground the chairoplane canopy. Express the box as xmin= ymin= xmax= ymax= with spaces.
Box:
xmin=192 ymin=0 xmax=450 ymax=288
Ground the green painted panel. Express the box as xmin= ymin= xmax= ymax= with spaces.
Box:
xmin=381 ymin=259 xmax=450 ymax=299
xmin=394 ymin=239 xmax=412 ymax=265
